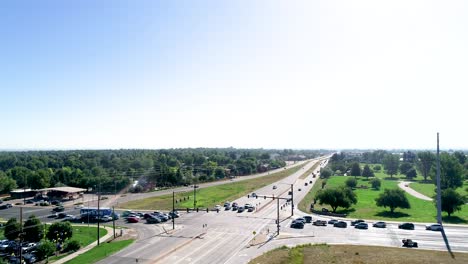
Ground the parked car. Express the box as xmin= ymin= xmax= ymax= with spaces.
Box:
xmin=247 ymin=206 xmax=255 ymax=212
xmin=333 ymin=221 xmax=347 ymax=228
xmin=244 ymin=203 xmax=252 ymax=209
xmin=290 ymin=220 xmax=305 ymax=229
xmin=146 ymin=216 xmax=162 ymax=224
xmin=304 ymin=216 xmax=312 ymax=223
xmin=232 ymin=205 xmax=238 ymax=211
xmin=169 ymin=211 xmax=180 ymax=218
xmin=328 ymin=219 xmax=338 ymax=225
xmin=273 ymin=185 xmax=277 ymax=189
xmin=225 ymin=205 xmax=231 ymax=210
xmin=372 ymin=221 xmax=387 ymax=228
xmin=232 ymin=202 xmax=238 ymax=207
xmin=398 ymin=223 xmax=415 ymax=230
xmin=237 ymin=207 xmax=245 ymax=213
xmin=355 ymin=222 xmax=368 ymax=229
xmin=127 ymin=216 xmax=140 ymax=223
xmin=351 ymin=219 xmax=365 ymax=226
xmin=402 ymin=238 xmax=418 ymax=248
xmin=21 ymin=243 xmax=37 ymax=253
xmin=426 ymin=223 xmax=443 ymax=231
xmin=313 ymin=220 xmax=327 ymax=226
xmin=122 ymin=210 xmax=134 ymax=217
xmin=224 ymin=202 xmax=231 ymax=207
xmin=295 ymin=218 xmax=306 ymax=224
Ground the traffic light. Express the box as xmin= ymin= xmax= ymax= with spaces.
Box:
xmin=264 ymin=196 xmax=266 ymax=199
xmin=247 ymin=195 xmax=250 ymax=198
xmin=256 ymin=195 xmax=258 ymax=199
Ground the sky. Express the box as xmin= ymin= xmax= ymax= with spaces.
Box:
xmin=0 ymin=0 xmax=467 ymax=150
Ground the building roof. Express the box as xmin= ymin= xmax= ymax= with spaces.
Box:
xmin=40 ymin=187 xmax=87 ymax=193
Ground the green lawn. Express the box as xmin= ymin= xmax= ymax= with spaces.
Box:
xmin=71 ymin=226 xmax=108 ymax=246
xmin=410 ymin=181 xmax=468 ymax=200
xmin=64 ymin=239 xmax=134 ymax=264
xmin=120 ymin=163 xmax=305 ymax=210
xmin=309 ymin=172 xmax=468 ymax=223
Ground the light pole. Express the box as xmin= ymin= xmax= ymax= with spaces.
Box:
xmin=172 ymin=191 xmax=175 ymax=230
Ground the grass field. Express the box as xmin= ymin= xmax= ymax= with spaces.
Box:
xmin=410 ymin=181 xmax=468 ymax=200
xmin=64 ymin=239 xmax=134 ymax=264
xmin=120 ymin=164 xmax=305 ymax=210
xmin=305 ymin=172 xmax=468 ymax=223
xmin=249 ymin=244 xmax=468 ymax=264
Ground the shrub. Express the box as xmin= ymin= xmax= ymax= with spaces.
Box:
xmin=64 ymin=239 xmax=81 ymax=252
xmin=370 ymin=178 xmax=381 ymax=190
xmin=345 ymin=177 xmax=357 ymax=188
xmin=36 ymin=240 xmax=55 ymax=260
xmin=373 ymin=165 xmax=381 ymax=171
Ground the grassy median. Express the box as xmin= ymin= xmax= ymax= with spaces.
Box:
xmin=120 ymin=164 xmax=304 ymax=210
xmin=249 ymin=244 xmax=468 ymax=264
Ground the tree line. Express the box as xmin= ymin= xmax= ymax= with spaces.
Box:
xmin=0 ymin=148 xmax=321 ymax=194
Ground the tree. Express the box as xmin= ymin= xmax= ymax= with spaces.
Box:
xmin=405 ymin=168 xmax=417 ymax=180
xmin=46 ymin=222 xmax=73 ymax=243
xmin=417 ymin=151 xmax=435 ymax=182
xmin=345 ymin=177 xmax=357 ymax=188
xmin=439 ymin=188 xmax=465 ymax=217
xmin=453 ymin=151 xmax=467 ymax=165
xmin=370 ymin=178 xmax=381 ymax=190
xmin=63 ymin=239 xmax=81 ymax=252
xmin=350 ymin=162 xmax=361 ymax=177
xmin=23 ymin=215 xmax=43 ymax=242
xmin=373 ymin=165 xmax=381 ymax=172
xmin=375 ymin=188 xmax=410 ymax=213
xmin=362 ymin=165 xmax=374 ymax=179
xmin=320 ymin=168 xmax=332 ymax=178
xmin=383 ymin=154 xmax=399 ymax=178
xmin=436 ymin=153 xmax=463 ymax=190
xmin=36 ymin=240 xmax=55 ymax=261
xmin=4 ymin=218 xmax=21 ymax=241
xmin=0 ymin=171 xmax=17 ymax=194
xmin=399 ymin=162 xmax=413 ymax=176
xmin=316 ymin=187 xmax=357 ymax=213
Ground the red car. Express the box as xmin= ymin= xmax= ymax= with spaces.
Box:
xmin=127 ymin=216 xmax=140 ymax=223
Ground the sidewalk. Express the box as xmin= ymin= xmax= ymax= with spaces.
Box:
xmin=52 ymin=226 xmax=114 ymax=264
xmin=398 ymin=181 xmax=433 ymax=201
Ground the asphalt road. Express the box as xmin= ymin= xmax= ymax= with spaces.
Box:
xmin=96 ymin=156 xmax=468 ymax=264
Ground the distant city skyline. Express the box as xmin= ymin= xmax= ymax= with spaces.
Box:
xmin=1 ymin=1 xmax=467 ymax=150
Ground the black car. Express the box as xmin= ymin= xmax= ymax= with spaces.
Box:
xmin=146 ymin=216 xmax=162 ymax=224
xmin=290 ymin=221 xmax=305 ymax=229
xmin=351 ymin=219 xmax=365 ymax=226
xmin=52 ymin=206 xmax=65 ymax=212
xmin=402 ymin=239 xmax=418 ymax=248
xmin=398 ymin=223 xmax=415 ymax=230
xmin=237 ymin=207 xmax=245 ymax=213
xmin=57 ymin=213 xmax=67 ymax=218
xmin=328 ymin=219 xmax=338 ymax=225
xmin=333 ymin=221 xmax=347 ymax=228
xmin=354 ymin=222 xmax=368 ymax=229
xmin=232 ymin=206 xmax=238 ymax=211
xmin=0 ymin=203 xmax=12 ymax=209
xmin=304 ymin=216 xmax=312 ymax=223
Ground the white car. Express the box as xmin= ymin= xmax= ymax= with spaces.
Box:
xmin=425 ymin=223 xmax=443 ymax=231
xmin=214 ymin=205 xmax=222 ymax=210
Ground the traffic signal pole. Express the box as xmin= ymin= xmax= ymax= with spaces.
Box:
xmin=290 ymin=184 xmax=294 ymax=217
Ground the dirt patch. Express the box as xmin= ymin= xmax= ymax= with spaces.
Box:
xmin=107 ymin=228 xmax=138 ymax=242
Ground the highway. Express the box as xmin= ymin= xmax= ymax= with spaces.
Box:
xmin=96 ymin=156 xmax=468 ymax=264
xmin=2 ymin=156 xmax=467 ymax=264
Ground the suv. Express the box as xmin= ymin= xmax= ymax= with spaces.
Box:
xmin=290 ymin=220 xmax=305 ymax=229
xmin=304 ymin=216 xmax=312 ymax=223
xmin=425 ymin=224 xmax=443 ymax=231
xmin=398 ymin=223 xmax=415 ymax=230
xmin=354 ymin=222 xmax=368 ymax=229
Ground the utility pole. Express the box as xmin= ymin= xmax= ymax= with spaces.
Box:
xmin=19 ymin=207 xmax=23 ymax=263
xmin=193 ymin=185 xmax=197 ymax=210
xmin=172 ymin=191 xmax=175 ymax=230
xmin=276 ymin=198 xmax=280 ymax=235
xmin=436 ymin=132 xmax=442 ymax=224
xmin=290 ymin=184 xmax=294 ymax=217
xmin=112 ymin=206 xmax=116 ymax=238
xmin=97 ymin=182 xmax=101 ymax=246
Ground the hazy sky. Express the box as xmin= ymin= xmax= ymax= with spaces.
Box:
xmin=1 ymin=0 xmax=467 ymax=150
